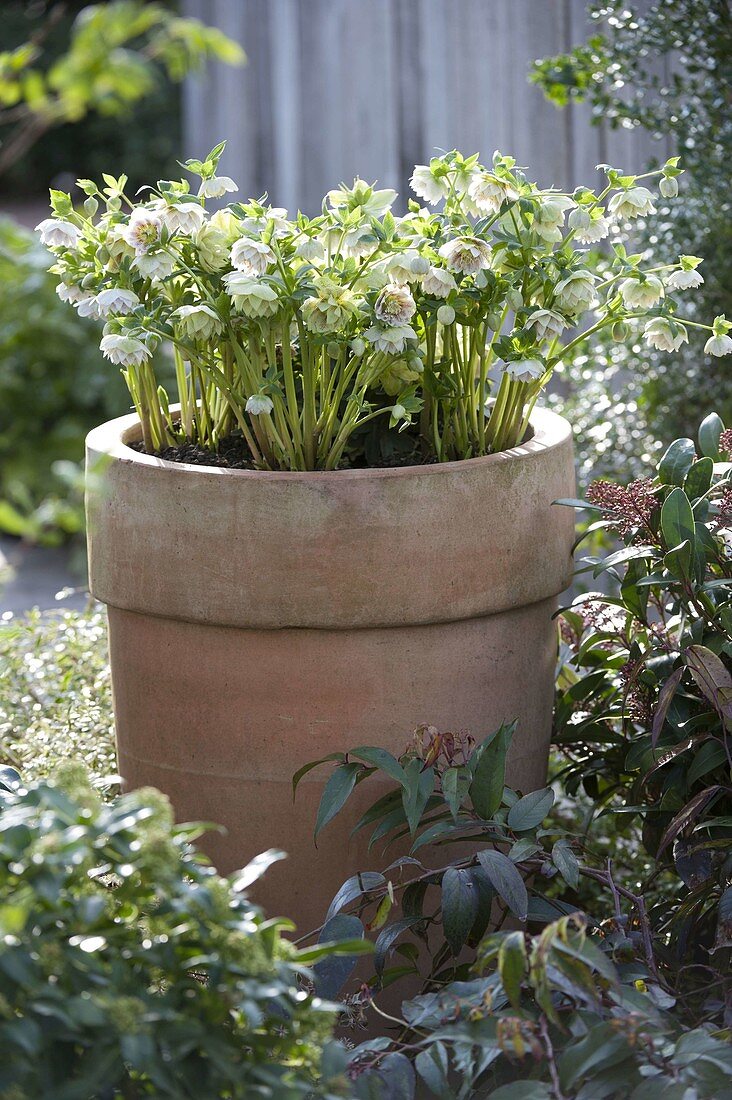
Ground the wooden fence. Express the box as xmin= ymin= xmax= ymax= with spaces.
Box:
xmin=182 ymin=0 xmax=667 ymax=215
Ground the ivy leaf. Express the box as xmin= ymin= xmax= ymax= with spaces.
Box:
xmin=441 ymin=867 xmax=479 ymax=956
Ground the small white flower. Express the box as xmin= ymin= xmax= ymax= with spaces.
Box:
xmin=505 ymin=358 xmax=544 ymax=383
xmin=198 ymin=175 xmax=238 ymax=198
xmin=421 ymin=266 xmax=457 ymax=298
xmin=666 ymin=268 xmax=704 ymax=291
xmin=705 ymin=333 xmax=732 ymax=357
xmin=410 ymin=165 xmax=448 ymax=205
xmin=36 ymin=218 xmax=80 ymax=249
xmin=364 ymin=323 xmax=417 ymax=354
xmin=574 ymin=212 xmax=610 ymax=244
xmin=56 ymin=282 xmax=86 ymax=304
xmin=439 ymin=236 xmax=491 ymax=275
xmin=133 ymin=251 xmax=175 ymax=282
xmin=296 ymin=236 xmax=324 ymax=263
xmin=553 ymin=270 xmax=597 ymax=314
xmin=532 ymin=196 xmax=574 ymax=243
xmin=526 ymin=309 xmax=567 ymax=342
xmin=100 ymin=334 xmax=152 ymax=367
xmin=246 ymin=393 xmax=274 ymax=415
xmin=173 ymin=304 xmax=223 ymax=339
xmin=643 ymin=318 xmax=688 ymax=352
xmin=159 ymin=201 xmax=206 ymax=235
xmin=659 ymin=176 xmax=679 ymax=198
xmin=75 ymin=294 xmax=102 ymax=320
xmin=374 ymin=284 xmax=416 ymax=326
xmin=123 ymin=208 xmax=164 ymax=254
xmin=619 ymin=275 xmax=665 ymax=310
xmin=609 ymin=186 xmax=656 ymax=220
xmin=468 ymin=172 xmax=519 ymax=215
xmin=231 ymin=237 xmax=276 ymax=276
xmin=437 ymin=304 xmax=455 ymax=325
xmin=223 ymin=271 xmax=279 ymax=318
xmin=95 ymin=288 xmax=140 ymax=317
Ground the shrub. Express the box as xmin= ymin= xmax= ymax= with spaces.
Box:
xmin=0 ymin=765 xmax=350 ymax=1099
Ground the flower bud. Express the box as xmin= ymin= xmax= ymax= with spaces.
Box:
xmin=349 ymin=337 xmax=366 ymax=357
xmin=409 ymin=254 xmax=430 ymax=275
xmin=326 ymin=341 xmax=341 ymax=359
xmin=486 ymin=311 xmax=502 ymax=330
xmin=437 ymin=304 xmax=455 ymax=325
xmin=568 ymin=206 xmax=591 ymax=231
xmin=659 ymin=176 xmax=678 ymax=198
xmin=612 ymin=321 xmax=629 ymax=342
xmin=507 ymin=288 xmax=524 ymax=311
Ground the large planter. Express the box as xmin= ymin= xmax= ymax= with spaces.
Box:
xmin=86 ymin=407 xmax=575 ymax=933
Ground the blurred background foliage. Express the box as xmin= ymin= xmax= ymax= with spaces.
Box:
xmin=534 ymin=0 xmax=732 ymax=486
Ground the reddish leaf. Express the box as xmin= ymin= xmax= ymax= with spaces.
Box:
xmin=651 ymin=667 xmax=684 ymax=747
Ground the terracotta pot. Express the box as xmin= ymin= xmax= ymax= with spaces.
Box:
xmin=86 ymin=407 xmax=574 ymax=934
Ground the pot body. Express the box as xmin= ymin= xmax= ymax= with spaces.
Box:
xmin=86 ymin=408 xmax=575 ymax=934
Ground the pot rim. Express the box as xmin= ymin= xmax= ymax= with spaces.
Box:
xmin=86 ymin=405 xmax=571 ymax=481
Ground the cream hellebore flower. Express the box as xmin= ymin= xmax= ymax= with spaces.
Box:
xmin=383 ymin=250 xmax=425 ymax=284
xmin=105 ymin=225 xmax=136 ymax=266
xmin=409 ymin=164 xmax=449 ymax=205
xmin=620 ymin=275 xmax=665 ymax=310
xmin=526 ymin=308 xmax=567 ymax=342
xmin=198 ymin=175 xmax=238 ymax=198
xmin=159 ymin=201 xmax=206 ymax=235
xmin=240 ymin=206 xmax=289 ymax=238
xmin=100 ymin=334 xmax=151 ymax=367
xmin=75 ymin=294 xmax=102 ymax=320
xmin=327 ymin=178 xmax=397 ymax=217
xmin=193 ymin=222 xmax=231 ymax=272
xmin=439 ymin=236 xmax=491 ymax=275
xmin=609 ymin=186 xmax=656 ymax=220
xmin=223 ymin=272 xmax=280 ymax=318
xmin=96 ymin=288 xmax=140 ymax=317
xmin=36 ymin=218 xmax=80 ymax=249
xmin=302 ymin=277 xmax=360 ymax=334
xmin=173 ymin=304 xmax=223 ymax=339
xmin=421 ymin=266 xmax=457 ymax=298
xmin=468 ymin=171 xmax=519 ymax=215
xmin=574 ymin=211 xmax=610 ymax=244
xmin=553 ymin=270 xmax=597 ymax=314
xmin=133 ymin=251 xmax=175 ymax=282
xmin=666 ymin=268 xmax=704 ymax=291
xmin=643 ymin=318 xmax=688 ymax=352
xmin=246 ymin=393 xmax=274 ymax=415
xmin=56 ymin=282 xmax=86 ymax=304
xmin=374 ymin=284 xmax=416 ymax=326
xmin=364 ymin=323 xmax=417 ymax=354
xmin=231 ymin=237 xmax=276 ymax=276
xmin=123 ymin=208 xmax=164 ymax=254
xmin=505 ymin=358 xmax=544 ymax=383
xmin=705 ymin=333 xmax=732 ymax=357
xmin=296 ymin=236 xmax=324 ymax=263
xmin=532 ymin=196 xmax=574 ymax=243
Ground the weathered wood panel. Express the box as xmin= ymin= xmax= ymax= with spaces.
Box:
xmin=182 ymin=0 xmax=665 ymax=214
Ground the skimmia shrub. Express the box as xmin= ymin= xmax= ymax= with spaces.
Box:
xmin=39 ymin=144 xmax=730 ymax=469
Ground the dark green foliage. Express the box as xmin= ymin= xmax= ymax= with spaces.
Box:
xmin=0 ymin=765 xmax=346 ymax=1098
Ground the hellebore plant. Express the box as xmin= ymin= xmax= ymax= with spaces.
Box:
xmin=39 ymin=144 xmax=731 ymax=470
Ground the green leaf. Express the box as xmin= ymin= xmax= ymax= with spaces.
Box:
xmin=231 ymin=849 xmax=287 ymax=891
xmin=661 ymin=488 xmax=695 ymax=553
xmin=314 ymin=762 xmax=363 ymax=839
xmin=374 ymin=918 xmax=421 ymax=977
xmin=657 ymin=437 xmax=696 ymax=486
xmin=685 ymin=645 xmax=732 ymax=723
xmin=402 ymin=760 xmax=435 ymax=836
xmin=684 ymin=457 xmax=713 ymax=500
xmin=442 ymin=766 xmax=472 ymax=820
xmin=698 ymin=412 xmax=724 ymax=461
xmin=507 ymin=787 xmax=555 ymax=832
xmin=469 ymin=722 xmax=514 ymax=819
xmin=559 ymin=1022 xmax=628 ymax=1091
xmin=651 ymin=667 xmax=684 ymax=747
xmin=326 ymin=872 xmax=386 ymax=920
xmin=552 ymin=839 xmax=580 ymax=888
xmin=349 ymin=747 xmax=406 ymax=786
xmin=490 ymin=1085 xmax=552 ymax=1100
xmin=498 ymin=930 xmax=527 ymax=1008
xmin=477 ymin=849 xmax=528 ymax=921
xmin=292 ymin=753 xmax=345 ymax=798
xmin=441 ymin=867 xmax=479 ymax=955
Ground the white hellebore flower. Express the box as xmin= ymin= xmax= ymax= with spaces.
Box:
xmin=468 ymin=172 xmax=519 ymax=215
xmin=620 ymin=275 xmax=665 ymax=310
xmin=410 ymin=165 xmax=449 ymax=205
xmin=223 ymin=272 xmax=280 ymax=318
xmin=609 ymin=186 xmax=656 ymax=220
xmin=526 ymin=309 xmax=567 ymax=342
xmin=383 ymin=250 xmax=423 ymax=284
xmin=160 ymin=201 xmax=206 ymax=235
xmin=193 ymin=222 xmax=230 ymax=272
xmin=75 ymin=294 xmax=102 ymax=320
xmin=95 ymin=288 xmax=140 ymax=317
xmin=133 ymin=251 xmax=175 ymax=282
xmin=421 ymin=266 xmax=457 ymax=298
xmin=666 ymin=268 xmax=704 ymax=291
xmin=173 ymin=304 xmax=223 ymax=339
xmin=553 ymin=270 xmax=597 ymax=315
xmin=439 ymin=236 xmax=491 ymax=276
xmin=705 ymin=333 xmax=732 ymax=357
xmin=56 ymin=282 xmax=86 ymax=304
xmin=123 ymin=208 xmax=163 ymax=254
xmin=327 ymin=179 xmax=397 ymax=217
xmin=567 ymin=206 xmax=591 ymax=231
xmin=364 ymin=323 xmax=417 ymax=354
xmin=231 ymin=237 xmax=276 ymax=276
xmin=643 ymin=318 xmax=688 ymax=352
xmin=246 ymin=393 xmax=274 ymax=415
xmin=198 ymin=176 xmax=238 ymax=198
xmin=301 ymin=276 xmax=360 ymax=335
xmin=532 ymin=196 xmax=574 ymax=243
xmin=296 ymin=236 xmax=324 ymax=263
xmin=574 ymin=212 xmax=610 ymax=244
xmin=36 ymin=218 xmax=80 ymax=249
xmin=505 ymin=358 xmax=544 ymax=383
xmin=100 ymin=334 xmax=151 ymax=367
xmin=374 ymin=284 xmax=416 ymax=326
xmin=240 ymin=206 xmax=289 ymax=238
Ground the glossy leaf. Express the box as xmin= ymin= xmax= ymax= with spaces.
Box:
xmin=441 ymin=867 xmax=479 ymax=956
xmin=314 ymin=762 xmax=363 ymax=839
xmin=657 ymin=437 xmax=696 ymax=486
xmin=698 ymin=412 xmax=724 ymax=461
xmin=477 ymin=849 xmax=528 ymax=921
